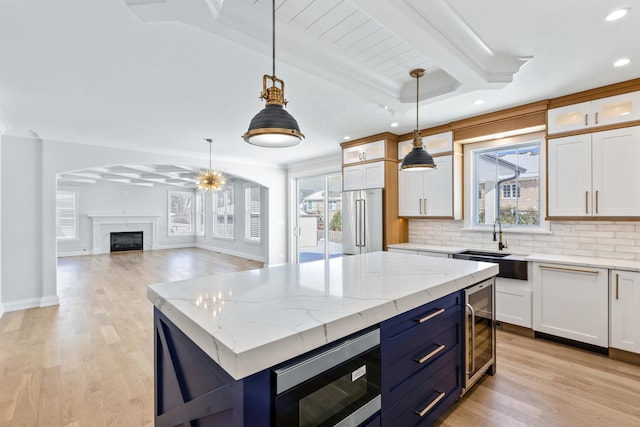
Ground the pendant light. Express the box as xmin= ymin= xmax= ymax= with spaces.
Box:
xmin=197 ymin=139 xmax=225 ymax=192
xmin=400 ymin=68 xmax=436 ymax=171
xmin=242 ymin=0 xmax=304 ymax=147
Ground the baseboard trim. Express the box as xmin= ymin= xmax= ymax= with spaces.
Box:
xmin=534 ymin=331 xmax=609 ymax=355
xmin=496 ymin=322 xmax=535 ymax=338
xmin=3 ymin=296 xmax=60 ymax=313
xmin=0 ymin=303 xmax=4 ymax=319
xmin=57 ymin=250 xmax=93 ymax=257
xmin=152 ymin=243 xmax=195 ymax=250
xmin=195 ymin=243 xmax=265 ymax=263
xmin=609 ymin=348 xmax=640 ymax=366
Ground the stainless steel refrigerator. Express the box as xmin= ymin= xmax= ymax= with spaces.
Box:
xmin=342 ymin=188 xmax=383 ymax=255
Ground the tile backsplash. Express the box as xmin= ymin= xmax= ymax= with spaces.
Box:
xmin=408 ymin=219 xmax=640 ymax=261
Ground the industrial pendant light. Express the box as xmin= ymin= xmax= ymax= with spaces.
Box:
xmin=243 ymin=0 xmax=304 ymax=147
xmin=400 ymin=68 xmax=436 ymax=171
xmin=197 ymin=139 xmax=226 ymax=192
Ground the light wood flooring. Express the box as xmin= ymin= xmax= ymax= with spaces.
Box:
xmin=0 ymin=248 xmax=639 ymax=426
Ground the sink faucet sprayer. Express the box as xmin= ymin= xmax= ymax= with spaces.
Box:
xmin=493 ymin=219 xmax=508 ymax=251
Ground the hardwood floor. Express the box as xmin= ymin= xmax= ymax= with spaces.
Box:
xmin=0 ymin=248 xmax=639 ymax=426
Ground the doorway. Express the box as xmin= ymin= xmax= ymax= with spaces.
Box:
xmin=295 ymin=174 xmax=342 ymax=263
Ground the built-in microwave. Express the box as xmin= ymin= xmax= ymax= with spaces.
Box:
xmin=274 ymin=328 xmax=381 ymax=427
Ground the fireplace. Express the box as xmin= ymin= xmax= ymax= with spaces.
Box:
xmin=110 ymin=231 xmax=143 ymax=252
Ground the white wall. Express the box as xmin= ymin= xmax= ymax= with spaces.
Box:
xmin=1 ymin=134 xmax=287 ymax=313
xmin=57 ymin=181 xmax=196 ymax=256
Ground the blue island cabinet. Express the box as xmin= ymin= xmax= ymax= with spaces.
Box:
xmin=154 ymin=291 xmax=463 ymax=427
xmin=379 ymin=291 xmax=463 ymax=426
xmin=154 ymin=309 xmax=271 ymax=426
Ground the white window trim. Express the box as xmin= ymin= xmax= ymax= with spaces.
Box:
xmin=168 ymin=191 xmax=195 ymax=236
xmin=463 ymin=131 xmax=549 ymax=233
xmin=244 ymin=184 xmax=262 ymax=243
xmin=195 ymin=192 xmax=206 ymax=237
xmin=56 ymin=186 xmax=79 ymax=240
xmin=212 ymin=188 xmax=234 ymax=239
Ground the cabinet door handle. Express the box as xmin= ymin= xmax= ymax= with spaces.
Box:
xmin=416 ymin=308 xmax=445 ymax=323
xmin=539 ymin=265 xmax=600 ymax=275
xmin=616 ymin=273 xmax=619 ymax=300
xmin=595 ymin=112 xmax=599 ymax=125
xmin=424 ymin=198 xmax=428 ymax=214
xmin=418 ymin=198 xmax=422 ymax=215
xmin=415 ymin=344 xmax=446 ymax=364
xmin=414 ymin=391 xmax=446 ymax=417
xmin=585 ymin=113 xmax=589 ymax=126
xmin=466 ymin=303 xmax=475 ymax=375
xmin=585 ymin=191 xmax=589 ymax=214
xmin=595 ymin=190 xmax=599 ymax=214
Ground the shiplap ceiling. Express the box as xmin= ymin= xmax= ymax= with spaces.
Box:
xmin=1 ymin=0 xmax=639 ymax=169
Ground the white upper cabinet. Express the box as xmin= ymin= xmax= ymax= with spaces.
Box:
xmin=548 ymin=91 xmax=640 ymax=135
xmin=343 ymin=161 xmax=385 ymax=191
xmin=398 ymin=131 xmax=453 ymax=160
xmin=343 ymin=140 xmax=385 ymax=165
xmin=398 ymin=155 xmax=453 ymax=217
xmin=548 ymin=126 xmax=640 ymax=217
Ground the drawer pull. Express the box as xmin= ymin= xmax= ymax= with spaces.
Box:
xmin=416 ymin=308 xmax=445 ymax=323
xmin=415 ymin=344 xmax=446 ymax=364
xmin=539 ymin=265 xmax=599 ymax=275
xmin=616 ymin=273 xmax=619 ymax=300
xmin=414 ymin=391 xmax=446 ymax=417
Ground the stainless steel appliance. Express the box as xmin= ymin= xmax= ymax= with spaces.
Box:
xmin=274 ymin=329 xmax=381 ymax=427
xmin=463 ymin=278 xmax=496 ymax=395
xmin=342 ymin=188 xmax=383 ymax=255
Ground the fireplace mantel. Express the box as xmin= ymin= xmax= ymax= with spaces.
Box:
xmin=88 ymin=215 xmax=159 ymax=254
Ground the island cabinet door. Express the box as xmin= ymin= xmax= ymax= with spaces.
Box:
xmin=379 ymin=291 xmax=463 ymax=426
xmin=153 ymin=309 xmax=271 ymax=427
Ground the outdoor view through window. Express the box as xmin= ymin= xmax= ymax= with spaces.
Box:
xmin=474 ymin=142 xmax=540 ymax=226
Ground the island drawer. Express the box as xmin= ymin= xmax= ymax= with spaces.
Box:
xmin=381 ymin=349 xmax=461 ymax=427
xmin=381 ymin=291 xmax=462 ymax=347
xmin=381 ymin=311 xmax=460 ymax=402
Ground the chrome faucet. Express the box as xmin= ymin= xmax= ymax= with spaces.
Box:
xmin=493 ymin=219 xmax=508 ymax=251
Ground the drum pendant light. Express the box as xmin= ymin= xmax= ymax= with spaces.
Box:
xmin=243 ymin=0 xmax=304 ymax=147
xmin=400 ymin=69 xmax=436 ymax=171
xmin=197 ymin=139 xmax=226 ymax=192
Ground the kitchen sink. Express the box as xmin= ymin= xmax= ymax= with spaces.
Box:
xmin=452 ymin=250 xmax=528 ymax=280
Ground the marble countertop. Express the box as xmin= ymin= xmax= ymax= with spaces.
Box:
xmin=147 ymin=251 xmax=498 ymax=380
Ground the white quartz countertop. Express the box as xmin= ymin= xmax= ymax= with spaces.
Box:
xmin=147 ymin=251 xmax=498 ymax=380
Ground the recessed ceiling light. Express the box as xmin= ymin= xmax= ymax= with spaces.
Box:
xmin=614 ymin=58 xmax=631 ymax=67
xmin=472 ymin=99 xmax=485 ymax=105
xmin=390 ymin=122 xmax=399 ymax=127
xmin=606 ymin=8 xmax=629 ymax=21
xmin=343 ymin=136 xmax=351 ymax=140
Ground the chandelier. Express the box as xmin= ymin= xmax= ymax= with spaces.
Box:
xmin=197 ymin=139 xmax=225 ymax=192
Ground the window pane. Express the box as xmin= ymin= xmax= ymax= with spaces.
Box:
xmin=245 ymin=186 xmax=261 ymax=241
xmin=56 ymin=188 xmax=77 ymax=239
xmin=169 ymin=192 xmax=193 ymax=234
xmin=474 ymin=143 xmax=540 ymax=226
xmin=213 ymin=188 xmax=234 ymax=238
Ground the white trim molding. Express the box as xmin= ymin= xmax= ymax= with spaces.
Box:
xmin=3 ymin=295 xmax=60 ymax=313
xmin=196 ymin=242 xmax=265 ymax=264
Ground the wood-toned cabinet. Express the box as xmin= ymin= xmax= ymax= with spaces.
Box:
xmin=610 ymin=270 xmax=640 ymax=354
xmin=341 ymin=134 xmax=405 ymax=249
xmin=548 ymin=126 xmax=640 ymax=218
xmin=532 ymin=262 xmax=608 ymax=347
xmin=547 ymin=91 xmax=640 ymax=135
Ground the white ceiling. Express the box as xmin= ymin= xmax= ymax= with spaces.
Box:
xmin=1 ymin=0 xmax=639 ymax=168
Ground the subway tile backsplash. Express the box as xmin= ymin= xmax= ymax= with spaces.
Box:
xmin=408 ymin=220 xmax=640 ymax=261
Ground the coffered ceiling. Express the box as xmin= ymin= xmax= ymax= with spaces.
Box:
xmin=1 ymin=0 xmax=639 ymax=168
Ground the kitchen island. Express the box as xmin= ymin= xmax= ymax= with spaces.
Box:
xmin=148 ymin=251 xmax=498 ymax=426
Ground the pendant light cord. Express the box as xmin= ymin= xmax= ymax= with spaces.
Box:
xmin=415 ymin=71 xmax=419 ymax=130
xmin=272 ymin=0 xmax=276 ymax=78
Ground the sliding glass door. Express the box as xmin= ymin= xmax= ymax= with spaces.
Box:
xmin=295 ymin=174 xmax=342 ymax=263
